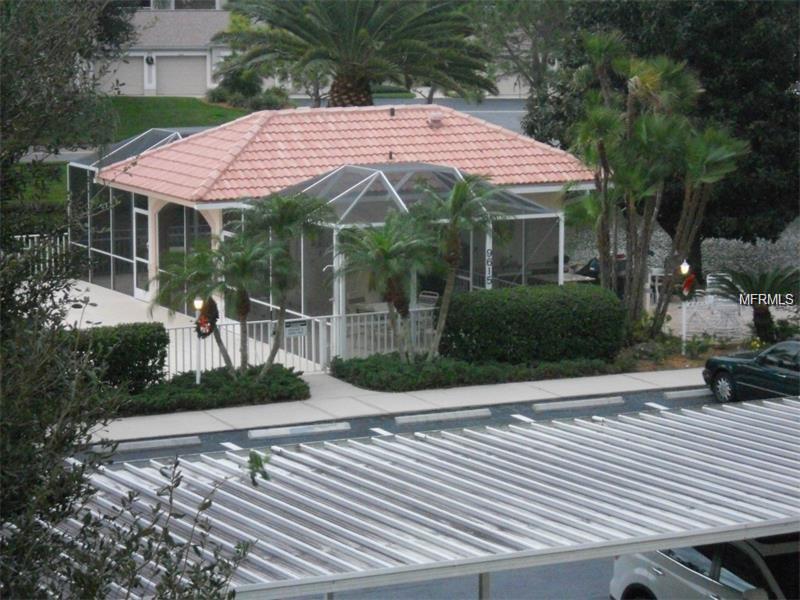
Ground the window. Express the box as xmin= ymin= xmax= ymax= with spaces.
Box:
xmin=661 ymin=546 xmax=716 ymax=578
xmin=112 ymin=189 xmax=133 ymax=258
xmin=761 ymin=342 xmax=800 ymax=369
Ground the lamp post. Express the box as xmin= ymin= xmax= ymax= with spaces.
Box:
xmin=193 ymin=297 xmax=204 ymax=385
xmin=679 ymin=261 xmax=690 ymax=356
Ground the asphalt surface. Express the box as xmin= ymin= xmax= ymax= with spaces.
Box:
xmin=100 ymin=386 xmax=713 ymax=600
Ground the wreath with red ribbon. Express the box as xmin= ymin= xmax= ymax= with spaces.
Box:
xmin=682 ymin=273 xmax=697 ymax=299
xmin=195 ymin=297 xmax=219 ymax=339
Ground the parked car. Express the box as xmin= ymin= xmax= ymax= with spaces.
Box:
xmin=703 ymin=340 xmax=800 ymax=402
xmin=609 ymin=533 xmax=799 ymax=600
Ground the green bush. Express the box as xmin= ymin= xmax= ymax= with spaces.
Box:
xmin=73 ymin=323 xmax=168 ymax=393
xmin=217 ymin=66 xmax=262 ymax=98
xmin=775 ymin=318 xmax=800 ymax=341
xmin=121 ymin=365 xmax=309 ymax=416
xmin=441 ymin=284 xmax=626 ymax=364
xmin=248 ymin=87 xmax=294 ymax=110
xmin=206 ymin=86 xmax=228 ymax=104
xmin=331 ymin=353 xmax=621 ymax=392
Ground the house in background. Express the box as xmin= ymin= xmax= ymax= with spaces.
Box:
xmin=101 ymin=1 xmax=231 ymax=97
xmin=103 ymin=2 xmax=530 ymax=99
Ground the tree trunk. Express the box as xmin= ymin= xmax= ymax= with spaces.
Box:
xmin=263 ymin=296 xmax=285 ymax=373
xmin=427 ymin=266 xmax=455 ymax=360
xmin=426 ymin=85 xmax=437 ymax=104
xmin=328 ymin=75 xmax=372 ymax=107
xmin=386 ymin=301 xmax=406 ymax=361
xmin=752 ymin=304 xmax=776 ymax=343
xmin=238 ymin=317 xmax=248 ymax=373
xmin=211 ymin=327 xmax=236 ymax=376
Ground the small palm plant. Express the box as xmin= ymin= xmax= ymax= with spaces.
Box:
xmin=714 ymin=267 xmax=800 ymax=343
xmin=154 ymin=235 xmax=270 ymax=374
xmin=412 ymin=176 xmax=495 ymax=359
xmin=242 ymin=194 xmax=334 ymax=373
xmin=337 ymin=211 xmax=435 ymax=361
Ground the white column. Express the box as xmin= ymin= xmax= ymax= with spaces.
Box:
xmin=332 ymin=228 xmax=347 ymax=358
xmin=557 ymin=213 xmax=565 ymax=286
xmin=485 ymin=227 xmax=493 ymax=289
xmin=147 ymin=198 xmax=167 ymax=301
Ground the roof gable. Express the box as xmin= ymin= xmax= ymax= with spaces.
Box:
xmin=97 ymin=105 xmax=594 ymax=203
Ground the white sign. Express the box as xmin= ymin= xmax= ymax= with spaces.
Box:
xmin=285 ymin=321 xmax=308 ymax=338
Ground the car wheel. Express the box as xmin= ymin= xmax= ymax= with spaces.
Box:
xmin=713 ymin=371 xmax=736 ymax=403
xmin=622 ymin=585 xmax=656 ymax=600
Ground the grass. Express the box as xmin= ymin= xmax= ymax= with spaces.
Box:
xmin=110 ymin=97 xmax=250 ymax=141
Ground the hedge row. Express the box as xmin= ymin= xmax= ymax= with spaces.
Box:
xmin=72 ymin=323 xmax=168 ymax=393
xmin=331 ymin=353 xmax=631 ymax=392
xmin=441 ymin=284 xmax=626 ymax=364
xmin=120 ymin=365 xmax=309 ymax=416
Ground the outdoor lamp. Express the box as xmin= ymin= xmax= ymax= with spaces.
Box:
xmin=193 ymin=298 xmax=204 ymax=311
xmin=679 ymin=260 xmax=690 ymax=275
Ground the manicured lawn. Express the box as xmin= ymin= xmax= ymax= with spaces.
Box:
xmin=110 ymin=97 xmax=250 ymax=141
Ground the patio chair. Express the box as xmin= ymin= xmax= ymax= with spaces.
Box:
xmin=417 ymin=290 xmax=439 ymax=308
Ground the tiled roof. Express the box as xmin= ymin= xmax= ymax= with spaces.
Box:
xmin=97 ymin=105 xmax=594 ymax=203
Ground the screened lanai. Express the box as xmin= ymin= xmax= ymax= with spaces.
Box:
xmin=221 ymin=163 xmax=565 ymax=322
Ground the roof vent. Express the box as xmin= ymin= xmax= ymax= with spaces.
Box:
xmin=428 ymin=111 xmax=444 ymax=127
xmin=389 ymin=107 xmax=395 ymax=117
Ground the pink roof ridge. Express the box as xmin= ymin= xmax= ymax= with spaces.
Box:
xmin=97 ymin=104 xmax=594 ymax=203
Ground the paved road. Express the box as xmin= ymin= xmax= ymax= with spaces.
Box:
xmin=103 ymin=387 xmax=712 ymax=600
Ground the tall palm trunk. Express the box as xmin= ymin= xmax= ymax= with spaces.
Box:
xmin=211 ymin=327 xmax=235 ymax=376
xmin=428 ymin=265 xmax=456 ymax=360
xmin=328 ymin=75 xmax=372 ymax=106
xmin=238 ymin=317 xmax=249 ymax=373
xmin=262 ymin=300 xmax=286 ymax=373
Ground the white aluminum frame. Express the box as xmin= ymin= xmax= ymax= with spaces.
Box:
xmin=82 ymin=398 xmax=800 ymax=599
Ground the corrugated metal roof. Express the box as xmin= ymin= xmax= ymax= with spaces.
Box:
xmin=87 ymin=398 xmax=800 ymax=598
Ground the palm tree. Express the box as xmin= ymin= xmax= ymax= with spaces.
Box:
xmin=217 ymin=0 xmax=497 ymax=106
xmin=714 ymin=268 xmax=800 ymax=343
xmin=242 ymin=194 xmax=334 ymax=373
xmin=153 ymin=236 xmax=270 ymax=374
xmin=337 ymin=212 xmax=434 ymax=361
xmin=650 ymin=126 xmax=748 ymax=335
xmin=152 ymin=245 xmax=235 ymax=375
xmin=412 ymin=176 xmax=494 ymax=359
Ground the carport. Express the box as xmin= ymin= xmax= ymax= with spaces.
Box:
xmin=88 ymin=399 xmax=800 ymax=598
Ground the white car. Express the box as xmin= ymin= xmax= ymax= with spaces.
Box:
xmin=609 ymin=534 xmax=799 ymax=600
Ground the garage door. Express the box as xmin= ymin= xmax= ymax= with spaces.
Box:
xmin=156 ymin=56 xmax=207 ymax=97
xmin=102 ymin=57 xmax=144 ymax=96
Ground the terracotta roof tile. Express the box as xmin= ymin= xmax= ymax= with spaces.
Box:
xmin=97 ymin=105 xmax=593 ymax=203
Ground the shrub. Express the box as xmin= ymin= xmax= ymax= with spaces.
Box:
xmin=331 ymin=353 xmax=622 ymax=392
xmin=217 ymin=66 xmax=262 ymax=98
xmin=248 ymin=87 xmax=293 ymax=111
xmin=73 ymin=323 xmax=168 ymax=393
xmin=775 ymin=317 xmax=800 ymax=341
xmin=121 ymin=365 xmax=309 ymax=416
xmin=225 ymin=91 xmax=248 ymax=108
xmin=441 ymin=284 xmax=626 ymax=364
xmin=206 ymin=86 xmax=228 ymax=104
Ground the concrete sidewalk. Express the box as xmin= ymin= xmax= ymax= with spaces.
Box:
xmin=92 ymin=367 xmax=705 ymax=441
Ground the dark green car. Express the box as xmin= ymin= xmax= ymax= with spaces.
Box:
xmin=703 ymin=340 xmax=800 ymax=402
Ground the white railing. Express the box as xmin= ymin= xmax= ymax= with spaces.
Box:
xmin=336 ymin=307 xmax=436 ymax=359
xmin=11 ymin=232 xmax=69 ymax=273
xmin=164 ymin=307 xmax=437 ymax=377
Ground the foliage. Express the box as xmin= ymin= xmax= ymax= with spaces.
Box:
xmin=410 ymin=175 xmax=495 ymax=359
xmin=110 ymin=97 xmax=248 ymax=141
xmin=441 ymin=284 xmax=626 ymax=364
xmin=123 ymin=365 xmax=309 ymax=416
xmin=713 ymin=267 xmax=800 ymax=343
xmin=247 ymin=87 xmax=295 ymax=110
xmin=218 ymin=0 xmax=497 ymax=106
xmin=215 ymin=58 xmax=263 ymax=98
xmin=775 ymin=318 xmax=800 ymax=343
xmin=241 ymin=194 xmax=334 ymax=371
xmin=331 ymin=352 xmax=627 ymax=392
xmin=1 ymin=251 xmax=247 ymax=597
xmin=71 ymin=323 xmax=169 ymax=394
xmin=546 ymin=1 xmax=800 ymax=246
xmin=0 ymin=0 xmax=135 ymax=205
xmin=337 ymin=211 xmax=437 ymax=361
xmin=684 ymin=334 xmax=712 ymax=359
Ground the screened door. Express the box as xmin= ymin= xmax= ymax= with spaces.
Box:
xmin=133 ymin=208 xmax=149 ymax=299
